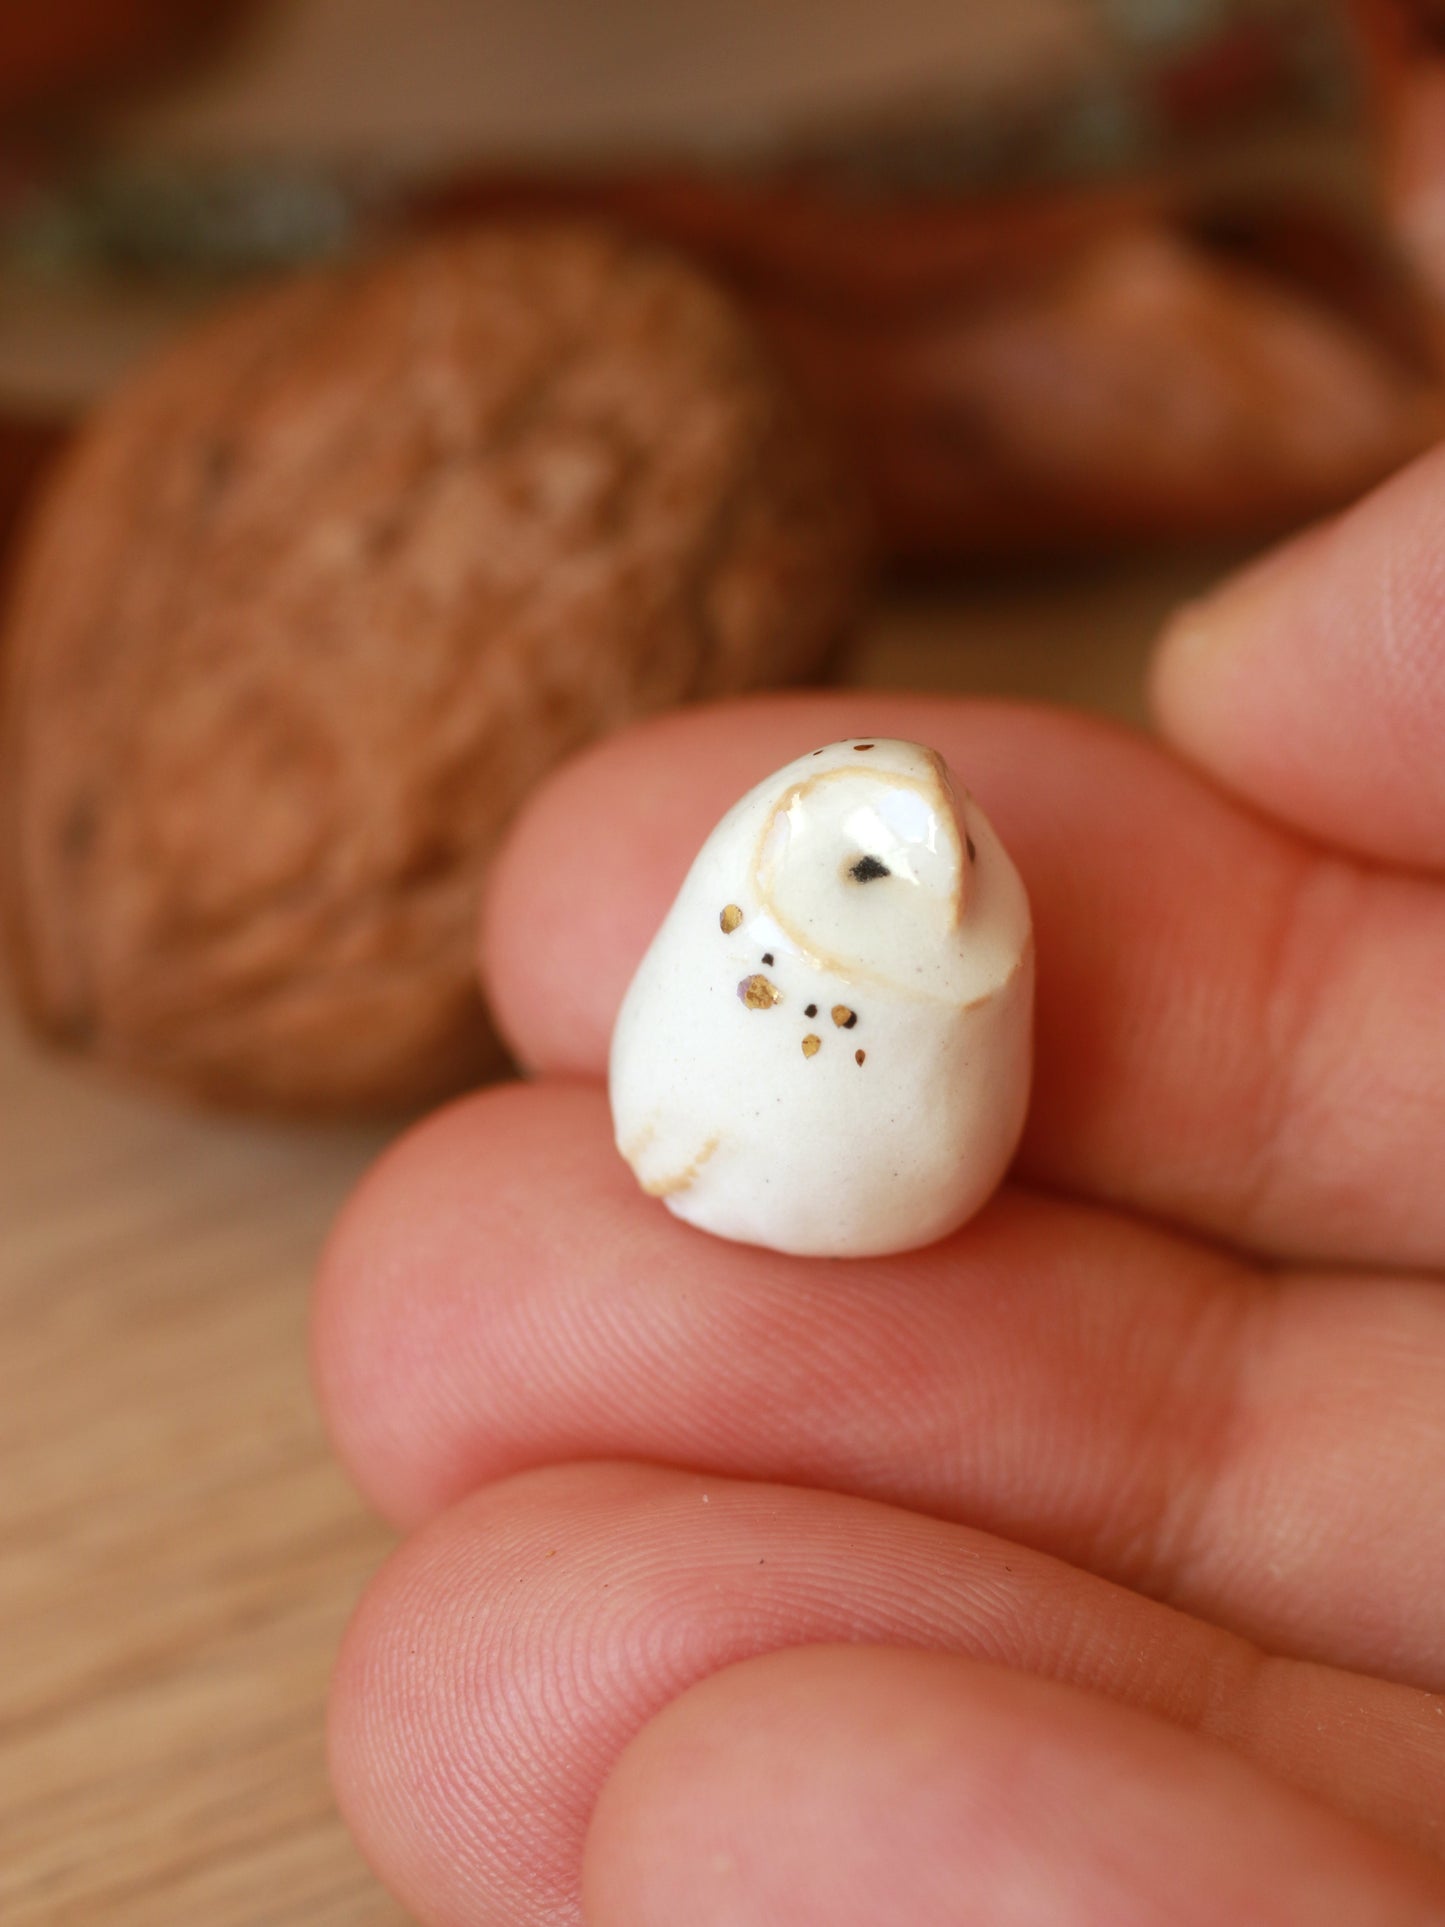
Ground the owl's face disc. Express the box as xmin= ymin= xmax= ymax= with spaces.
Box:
xmin=753 ymin=741 xmax=966 ymax=984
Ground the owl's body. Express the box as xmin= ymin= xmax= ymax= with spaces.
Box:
xmin=609 ymin=738 xmax=1034 ymax=1258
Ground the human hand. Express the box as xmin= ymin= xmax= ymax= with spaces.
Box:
xmin=314 ymin=444 xmax=1445 ymax=1925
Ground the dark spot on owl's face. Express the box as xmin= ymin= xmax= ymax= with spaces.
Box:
xmin=805 ymin=1004 xmax=818 ymax=1018
xmin=762 ymin=952 xmax=774 ymax=966
xmin=847 ymin=854 xmax=891 ymax=884
xmin=853 ymin=743 xmax=875 ymax=752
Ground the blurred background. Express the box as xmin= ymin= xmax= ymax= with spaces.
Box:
xmin=1 ymin=2 xmax=1440 ymax=1919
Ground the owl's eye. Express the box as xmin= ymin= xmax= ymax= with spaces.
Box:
xmin=846 ymin=854 xmax=891 ymax=883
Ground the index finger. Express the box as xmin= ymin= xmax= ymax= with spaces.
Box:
xmin=1153 ymin=442 xmax=1445 ymax=872
xmin=481 ymin=692 xmax=1445 ymax=1268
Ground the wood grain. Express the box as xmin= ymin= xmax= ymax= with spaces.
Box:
xmin=0 ymin=1011 xmax=404 ymax=1925
xmin=0 ymin=562 xmax=1230 ymax=1923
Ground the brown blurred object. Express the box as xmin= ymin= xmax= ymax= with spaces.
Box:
xmin=1354 ymin=0 xmax=1445 ymax=303
xmin=0 ymin=415 xmax=63 ymax=580
xmin=5 ymin=171 xmax=1439 ymax=567
xmin=423 ymin=168 xmax=1445 ymax=560
xmin=0 ymin=2 xmax=1440 ymax=568
xmin=0 ymin=0 xmax=256 ymax=125
xmin=0 ymin=225 xmax=866 ymax=1115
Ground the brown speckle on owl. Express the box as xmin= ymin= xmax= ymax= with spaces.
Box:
xmin=739 ymin=974 xmax=782 ymax=1010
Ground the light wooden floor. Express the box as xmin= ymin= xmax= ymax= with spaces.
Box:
xmin=0 ymin=555 xmax=1235 ymax=1922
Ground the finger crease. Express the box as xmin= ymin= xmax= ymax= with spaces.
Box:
xmin=1102 ymin=1264 xmax=1276 ymax=1612
xmin=1231 ymin=849 xmax=1367 ymax=1243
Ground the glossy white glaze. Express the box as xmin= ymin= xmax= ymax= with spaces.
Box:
xmin=609 ymin=738 xmax=1034 ymax=1257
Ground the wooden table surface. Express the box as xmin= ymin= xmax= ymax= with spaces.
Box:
xmin=0 ymin=1005 xmax=403 ymax=1924
xmin=0 ymin=548 xmax=1235 ymax=1923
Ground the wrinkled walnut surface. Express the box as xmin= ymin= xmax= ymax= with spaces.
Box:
xmin=0 ymin=225 xmax=865 ymax=1113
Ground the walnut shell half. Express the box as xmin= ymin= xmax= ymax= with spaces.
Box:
xmin=0 ymin=225 xmax=866 ymax=1113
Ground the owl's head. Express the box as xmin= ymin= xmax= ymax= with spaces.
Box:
xmin=752 ymin=739 xmax=971 ymax=986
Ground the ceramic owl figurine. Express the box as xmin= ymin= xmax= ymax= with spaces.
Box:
xmin=608 ymin=738 xmax=1034 ymax=1257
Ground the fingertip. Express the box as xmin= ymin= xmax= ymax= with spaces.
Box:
xmin=479 ymin=728 xmax=644 ymax=1077
xmin=1150 ymin=448 xmax=1445 ymax=870
xmin=1148 ymin=516 xmax=1324 ymax=742
xmin=1148 ymin=512 xmax=1335 ymax=759
xmin=326 ymin=1501 xmax=504 ymax=1927
xmin=314 ymin=1083 xmax=610 ymax=1529
xmin=325 ymin=1515 xmax=438 ymax=1919
xmin=312 ymin=1099 xmax=473 ymax=1529
xmin=1149 ymin=590 xmax=1231 ymax=714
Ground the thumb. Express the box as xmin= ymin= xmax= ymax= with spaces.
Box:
xmin=1150 ymin=441 xmax=1445 ymax=872
xmin=582 ymin=1647 xmax=1445 ymax=1927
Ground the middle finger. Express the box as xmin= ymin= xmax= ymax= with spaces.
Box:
xmin=315 ymin=1080 xmax=1445 ymax=1688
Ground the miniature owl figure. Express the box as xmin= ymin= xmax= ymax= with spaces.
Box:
xmin=608 ymin=738 xmax=1034 ymax=1258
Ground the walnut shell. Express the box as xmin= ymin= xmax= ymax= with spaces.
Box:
xmin=0 ymin=225 xmax=866 ymax=1113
